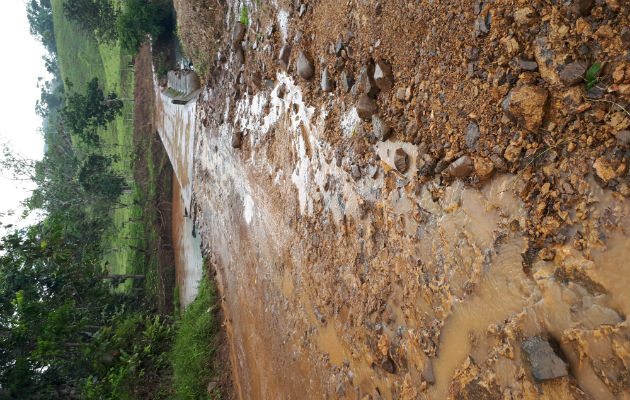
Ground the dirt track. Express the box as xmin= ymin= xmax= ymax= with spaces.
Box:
xmin=172 ymin=0 xmax=630 ymax=398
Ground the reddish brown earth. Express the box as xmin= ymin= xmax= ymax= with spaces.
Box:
xmin=171 ymin=0 xmax=630 ymax=399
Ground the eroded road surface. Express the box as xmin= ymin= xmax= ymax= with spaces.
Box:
xmin=166 ymin=0 xmax=630 ymax=398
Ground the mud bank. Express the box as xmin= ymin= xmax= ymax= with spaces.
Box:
xmin=189 ymin=70 xmax=629 ymax=399
xmin=172 ymin=0 xmax=630 ymax=398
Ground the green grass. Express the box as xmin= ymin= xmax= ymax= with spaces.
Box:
xmin=51 ymin=0 xmax=147 ymax=293
xmin=171 ymin=275 xmax=221 ymax=399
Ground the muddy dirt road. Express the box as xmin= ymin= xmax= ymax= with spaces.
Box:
xmin=168 ymin=0 xmax=630 ymax=398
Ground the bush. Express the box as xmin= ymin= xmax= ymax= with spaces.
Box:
xmin=171 ymin=277 xmax=219 ymax=399
xmin=84 ymin=313 xmax=175 ymax=399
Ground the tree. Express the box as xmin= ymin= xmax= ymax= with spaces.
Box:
xmin=26 ymin=0 xmax=56 ymax=54
xmin=78 ymin=154 xmax=127 ymax=201
xmin=117 ymin=0 xmax=173 ymax=53
xmin=62 ymin=0 xmax=118 ymax=43
xmin=0 ymin=219 xmax=110 ymax=398
xmin=62 ymin=78 xmax=126 ymax=146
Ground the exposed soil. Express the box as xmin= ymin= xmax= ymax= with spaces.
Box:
xmin=171 ymin=0 xmax=630 ymax=399
xmin=133 ymin=43 xmax=175 ymax=314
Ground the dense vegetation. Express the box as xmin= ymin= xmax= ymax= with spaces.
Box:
xmin=1 ymin=1 xmax=220 ymax=398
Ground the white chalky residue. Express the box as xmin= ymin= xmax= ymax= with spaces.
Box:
xmin=340 ymin=107 xmax=362 ymax=137
xmin=243 ymin=194 xmax=254 ymax=224
xmin=277 ymin=10 xmax=289 ymax=42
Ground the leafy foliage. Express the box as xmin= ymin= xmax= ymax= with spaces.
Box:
xmin=62 ymin=0 xmax=118 ymax=43
xmin=84 ymin=314 xmax=175 ymax=399
xmin=26 ymin=0 xmax=57 ymax=54
xmin=239 ymin=5 xmax=249 ymax=27
xmin=117 ymin=0 xmax=173 ymax=53
xmin=171 ymin=277 xmax=220 ymax=399
xmin=78 ymin=154 xmax=127 ymax=201
xmin=585 ymin=62 xmax=601 ymax=90
xmin=61 ymin=78 xmax=124 ymax=146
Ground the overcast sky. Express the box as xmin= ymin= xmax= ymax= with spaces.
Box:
xmin=0 ymin=1 xmax=49 ymax=230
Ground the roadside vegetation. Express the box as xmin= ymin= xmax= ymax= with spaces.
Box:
xmin=0 ymin=1 xmax=224 ymax=398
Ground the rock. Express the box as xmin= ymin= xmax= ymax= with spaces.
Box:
xmin=587 ymin=85 xmax=604 ymax=99
xmin=381 ymin=357 xmax=396 ymax=374
xmin=351 ymin=164 xmax=361 ymax=180
xmin=422 ymin=361 xmax=435 ymax=384
xmin=276 ymin=83 xmax=286 ymax=99
xmin=514 ymin=7 xmax=535 ymax=26
xmin=534 ymin=36 xmax=560 ymax=85
xmin=394 ymin=148 xmax=409 ymax=173
xmin=372 ymin=115 xmax=391 ymax=141
xmin=622 ymin=27 xmax=630 ymax=44
xmin=231 ymin=22 xmax=246 ymax=48
xmin=572 ymin=0 xmax=594 ymax=16
xmin=321 ymin=67 xmax=334 ymax=92
xmin=517 ymin=57 xmax=538 ymax=71
xmin=502 ymin=85 xmax=548 ymax=132
xmin=522 ymin=337 xmax=568 ymax=381
xmin=616 ymin=130 xmax=630 ymax=146
xmin=491 ymin=154 xmax=507 ymax=171
xmin=396 ymin=87 xmax=406 ymax=101
xmin=278 ymin=45 xmax=292 ymax=70
xmin=464 ymin=122 xmax=480 ymax=149
xmin=474 ymin=157 xmax=495 ymax=180
xmin=352 ymin=64 xmax=379 ymax=98
xmin=299 ymin=4 xmax=307 ymax=17
xmin=448 ymin=155 xmax=473 ymax=178
xmin=335 ymin=380 xmax=346 ymax=396
xmin=593 ymin=157 xmax=617 ymax=182
xmin=340 ymin=71 xmax=354 ymax=93
xmin=335 ymin=38 xmax=344 ymax=55
xmin=558 ymin=61 xmax=588 ymax=86
xmin=473 ymin=15 xmax=490 ymax=36
xmin=406 ymin=120 xmax=418 ymax=138
xmin=207 ymin=380 xmax=217 ymax=393
xmin=503 ymin=142 xmax=522 ymax=163
xmin=297 ymin=51 xmax=314 ymax=80
xmin=356 ymin=94 xmax=378 ymax=120
xmin=417 ymin=154 xmax=436 ymax=176
xmin=231 ymin=131 xmax=243 ymax=148
xmin=234 ymin=48 xmax=245 ymax=66
xmin=374 ymin=60 xmax=394 ymax=92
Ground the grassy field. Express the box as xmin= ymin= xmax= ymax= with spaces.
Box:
xmin=51 ymin=0 xmax=147 ymax=292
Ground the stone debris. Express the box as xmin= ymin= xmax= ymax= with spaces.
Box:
xmin=372 ymin=115 xmax=391 ymax=142
xmin=558 ymin=61 xmax=588 ymax=86
xmin=356 ymin=94 xmax=378 ymax=120
xmin=231 ymin=22 xmax=245 ymax=48
xmin=352 ymin=64 xmax=379 ymax=98
xmin=297 ymin=51 xmax=314 ymax=80
xmin=522 ymin=337 xmax=568 ymax=381
xmin=340 ymin=71 xmax=354 ymax=93
xmin=278 ymin=45 xmax=292 ymax=70
xmin=464 ymin=122 xmax=480 ymax=150
xmin=321 ymin=67 xmax=334 ymax=92
xmin=448 ymin=155 xmax=473 ymax=178
xmin=373 ymin=60 xmax=394 ymax=92
xmin=231 ymin=131 xmax=243 ymax=148
xmin=502 ymin=85 xmax=548 ymax=132
xmin=394 ymin=148 xmax=409 ymax=173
